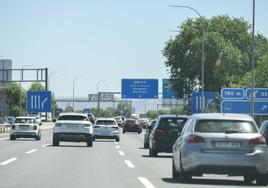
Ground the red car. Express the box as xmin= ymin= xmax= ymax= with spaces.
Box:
xmin=123 ymin=119 xmax=142 ymax=134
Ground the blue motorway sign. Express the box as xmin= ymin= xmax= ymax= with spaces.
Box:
xmin=121 ymin=79 xmax=158 ymax=99
xmin=83 ymin=108 xmax=91 ymax=114
xmin=192 ymin=92 xmax=217 ymax=113
xmin=221 ymin=100 xmax=268 ymax=115
xmin=162 ymin=79 xmax=176 ymax=99
xmin=246 ymin=88 xmax=268 ymax=100
xmin=221 ymin=88 xmax=245 ymax=100
xmin=27 ymin=91 xmax=52 ymax=113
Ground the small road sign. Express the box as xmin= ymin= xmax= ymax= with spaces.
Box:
xmin=162 ymin=79 xmax=176 ymax=99
xmin=192 ymin=92 xmax=217 ymax=113
xmin=221 ymin=88 xmax=245 ymax=100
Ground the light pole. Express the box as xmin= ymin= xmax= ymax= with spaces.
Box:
xmin=72 ymin=76 xmax=83 ymax=111
xmin=96 ymin=80 xmax=106 ymax=117
xmin=20 ymin=64 xmax=33 ymax=116
xmin=250 ymin=0 xmax=256 ymax=117
xmin=170 ymin=5 xmax=205 ymax=113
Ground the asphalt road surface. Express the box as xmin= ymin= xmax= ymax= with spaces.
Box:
xmin=0 ymin=130 xmax=267 ymax=188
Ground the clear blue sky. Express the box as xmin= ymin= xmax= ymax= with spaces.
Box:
xmin=0 ymin=0 xmax=267 ymax=97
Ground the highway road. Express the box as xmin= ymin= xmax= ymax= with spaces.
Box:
xmin=0 ymin=130 xmax=266 ymax=188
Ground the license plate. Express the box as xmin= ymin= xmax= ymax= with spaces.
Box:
xmin=66 ymin=125 xmax=76 ymax=129
xmin=19 ymin=125 xmax=29 ymax=129
xmin=214 ymin=142 xmax=241 ymax=149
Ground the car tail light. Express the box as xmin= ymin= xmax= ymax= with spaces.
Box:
xmin=249 ymin=136 xmax=266 ymax=145
xmin=11 ymin=125 xmax=15 ymax=130
xmin=135 ymin=124 xmax=140 ymax=128
xmin=84 ymin=124 xmax=91 ymax=127
xmin=185 ymin=134 xmax=205 ymax=143
xmin=112 ymin=126 xmax=119 ymax=129
xmin=33 ymin=125 xmax=38 ymax=130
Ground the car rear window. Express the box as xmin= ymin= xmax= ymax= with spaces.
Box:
xmin=96 ymin=120 xmax=116 ymax=125
xmin=15 ymin=118 xmax=36 ymax=124
xmin=158 ymin=118 xmax=188 ymax=130
xmin=195 ymin=120 xmax=258 ymax=133
xmin=58 ymin=115 xmax=87 ymax=121
xmin=126 ymin=120 xmax=137 ymax=124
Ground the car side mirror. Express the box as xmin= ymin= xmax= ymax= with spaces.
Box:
xmin=52 ymin=119 xmax=57 ymax=123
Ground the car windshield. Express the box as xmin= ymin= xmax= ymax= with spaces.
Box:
xmin=15 ymin=118 xmax=36 ymax=124
xmin=195 ymin=120 xmax=258 ymax=133
xmin=58 ymin=115 xmax=87 ymax=121
xmin=96 ymin=120 xmax=116 ymax=125
xmin=158 ymin=118 xmax=188 ymax=130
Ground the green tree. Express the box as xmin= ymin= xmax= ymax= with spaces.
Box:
xmin=5 ymin=83 xmax=26 ymax=116
xmin=163 ymin=15 xmax=268 ymax=97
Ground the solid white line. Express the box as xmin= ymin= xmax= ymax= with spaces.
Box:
xmin=0 ymin=158 xmax=18 ymax=165
xmin=138 ymin=177 xmax=155 ymax=188
xmin=118 ymin=150 xmax=125 ymax=156
xmin=124 ymin=160 xmax=135 ymax=168
xmin=116 ymin=145 xmax=120 ymax=149
xmin=26 ymin=149 xmax=37 ymax=154
xmin=42 ymin=144 xmax=49 ymax=147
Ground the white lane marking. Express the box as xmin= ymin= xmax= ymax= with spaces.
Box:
xmin=0 ymin=158 xmax=18 ymax=165
xmin=124 ymin=160 xmax=135 ymax=168
xmin=116 ymin=145 xmax=120 ymax=149
xmin=115 ymin=142 xmax=119 ymax=145
xmin=26 ymin=149 xmax=37 ymax=154
xmin=118 ymin=150 xmax=125 ymax=156
xmin=42 ymin=144 xmax=49 ymax=147
xmin=138 ymin=177 xmax=155 ymax=188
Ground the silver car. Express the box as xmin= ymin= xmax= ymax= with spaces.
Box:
xmin=172 ymin=113 xmax=268 ymax=186
xmin=93 ymin=118 xmax=120 ymax=142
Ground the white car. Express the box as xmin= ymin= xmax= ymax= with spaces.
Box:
xmin=53 ymin=113 xmax=93 ymax=147
xmin=93 ymin=118 xmax=120 ymax=142
xmin=10 ymin=116 xmax=41 ymax=140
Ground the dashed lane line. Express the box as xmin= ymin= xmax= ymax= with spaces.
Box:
xmin=26 ymin=149 xmax=37 ymax=154
xmin=124 ymin=160 xmax=135 ymax=168
xmin=0 ymin=158 xmax=18 ymax=166
xmin=42 ymin=144 xmax=50 ymax=147
xmin=116 ymin=145 xmax=120 ymax=149
xmin=118 ymin=150 xmax=125 ymax=156
xmin=138 ymin=177 xmax=155 ymax=188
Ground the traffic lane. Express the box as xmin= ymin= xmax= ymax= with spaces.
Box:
xmin=0 ymin=130 xmax=52 ymax=162
xmin=0 ymin=138 xmax=145 ymax=188
xmin=118 ymin=131 xmax=265 ymax=188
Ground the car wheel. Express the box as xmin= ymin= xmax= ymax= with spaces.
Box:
xmin=87 ymin=139 xmax=93 ymax=147
xmin=123 ymin=130 xmax=126 ymax=134
xmin=53 ymin=135 xmax=59 ymax=146
xmin=92 ymin=137 xmax=95 ymax=141
xmin=138 ymin=131 xmax=142 ymax=134
xmin=10 ymin=135 xmax=15 ymax=140
xmin=256 ymin=174 xmax=268 ymax=186
xmin=149 ymin=146 xmax=157 ymax=157
xmin=243 ymin=175 xmax=255 ymax=184
xmin=36 ymin=134 xmax=41 ymax=140
xmin=144 ymin=142 xmax=149 ymax=149
xmin=172 ymin=158 xmax=180 ymax=179
xmin=115 ymin=137 xmax=120 ymax=142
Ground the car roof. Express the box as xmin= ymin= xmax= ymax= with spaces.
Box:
xmin=190 ymin=113 xmax=254 ymax=121
xmin=59 ymin=112 xmax=87 ymax=117
xmin=158 ymin=114 xmax=189 ymax=119
xmin=96 ymin=118 xmax=116 ymax=121
xmin=16 ymin=116 xmax=35 ymax=119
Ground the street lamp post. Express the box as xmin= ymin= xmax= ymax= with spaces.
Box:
xmin=20 ymin=64 xmax=33 ymax=116
xmin=170 ymin=5 xmax=205 ymax=113
xmin=250 ymin=0 xmax=256 ymax=117
xmin=72 ymin=76 xmax=83 ymax=111
xmin=96 ymin=80 xmax=106 ymax=117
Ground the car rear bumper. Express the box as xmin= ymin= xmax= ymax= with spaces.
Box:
xmin=53 ymin=133 xmax=92 ymax=142
xmin=123 ymin=127 xmax=141 ymax=132
xmin=94 ymin=131 xmax=119 ymax=137
xmin=11 ymin=131 xmax=39 ymax=138
xmin=180 ymin=148 xmax=268 ymax=175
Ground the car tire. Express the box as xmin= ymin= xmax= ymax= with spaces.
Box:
xmin=115 ymin=137 xmax=120 ymax=142
xmin=53 ymin=135 xmax=59 ymax=146
xmin=36 ymin=134 xmax=41 ymax=141
xmin=256 ymin=174 xmax=268 ymax=186
xmin=92 ymin=137 xmax=95 ymax=141
xmin=172 ymin=159 xmax=180 ymax=179
xmin=144 ymin=142 xmax=149 ymax=149
xmin=149 ymin=146 xmax=157 ymax=157
xmin=138 ymin=131 xmax=142 ymax=134
xmin=243 ymin=175 xmax=255 ymax=184
xmin=10 ymin=135 xmax=15 ymax=140
xmin=123 ymin=130 xmax=126 ymax=134
xmin=87 ymin=139 xmax=93 ymax=147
